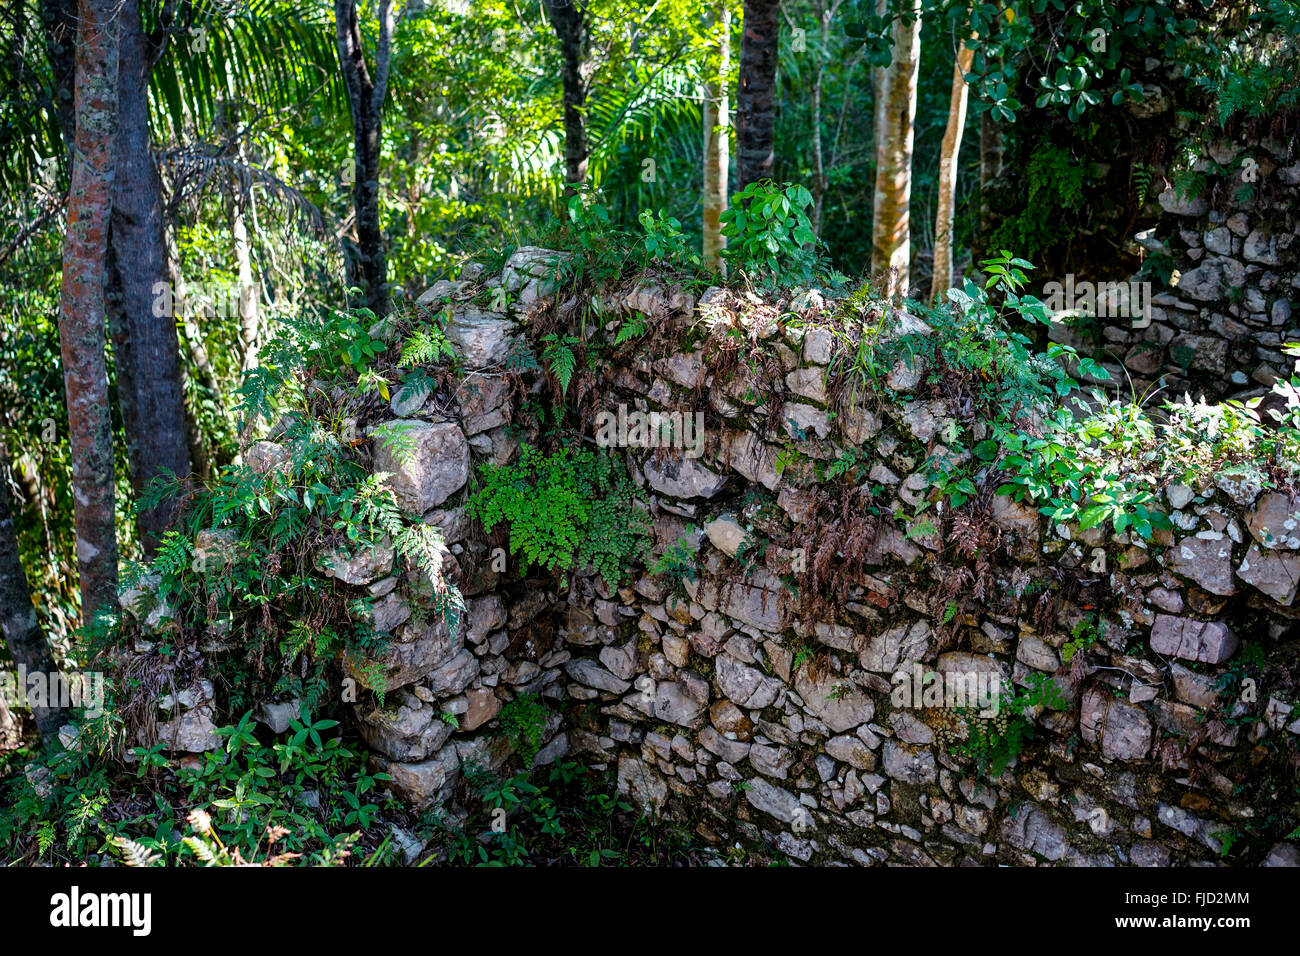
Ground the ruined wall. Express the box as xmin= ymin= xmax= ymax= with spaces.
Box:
xmin=1062 ymin=137 xmax=1300 ymax=403
xmin=297 ymin=246 xmax=1300 ymax=867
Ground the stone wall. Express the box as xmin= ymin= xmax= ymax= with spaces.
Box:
xmin=1063 ymin=137 xmax=1299 ymax=403
xmin=314 ymin=248 xmax=1300 ymax=867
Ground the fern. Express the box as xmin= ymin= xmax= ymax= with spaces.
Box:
xmin=468 ymin=444 xmax=650 ymax=589
xmin=540 ymin=333 xmax=580 ymax=398
xmin=356 ymin=474 xmax=465 ymax=635
xmin=112 ymin=835 xmax=162 ymax=867
xmin=399 ymin=325 xmax=456 ymax=367
xmin=613 ymin=314 xmax=649 ymax=345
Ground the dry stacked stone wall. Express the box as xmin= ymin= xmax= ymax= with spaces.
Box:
xmin=294 ymin=247 xmax=1300 ymax=867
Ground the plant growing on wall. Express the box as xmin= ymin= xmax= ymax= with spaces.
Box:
xmin=469 ymin=443 xmax=651 ymax=589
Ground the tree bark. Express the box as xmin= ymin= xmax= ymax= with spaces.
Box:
xmin=233 ymin=196 xmax=261 ymax=371
xmin=808 ymin=0 xmax=842 ymax=236
xmin=542 ymin=0 xmax=590 ymax=189
xmin=737 ymin=0 xmax=779 ymax=191
xmin=871 ymin=0 xmax=921 ymax=298
xmin=979 ymin=109 xmax=1003 ymax=237
xmin=931 ymin=34 xmax=975 ymax=304
xmin=0 ymin=452 xmax=69 ymax=745
xmin=108 ymin=0 xmax=192 ymax=555
xmin=335 ymin=0 xmax=394 ymax=318
xmin=57 ymin=0 xmax=119 ymax=620
xmin=702 ymin=4 xmax=730 ymax=271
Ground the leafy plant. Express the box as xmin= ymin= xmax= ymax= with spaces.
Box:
xmin=497 ymin=694 xmax=549 ymax=763
xmin=468 ymin=443 xmax=651 ymax=589
xmin=719 ymin=181 xmax=824 ymax=287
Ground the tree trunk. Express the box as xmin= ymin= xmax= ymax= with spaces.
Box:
xmin=57 ymin=0 xmax=119 ymax=620
xmin=809 ymin=0 xmax=839 ymax=237
xmin=871 ymin=0 xmax=921 ymax=298
xmin=931 ymin=36 xmax=975 ymax=304
xmin=737 ymin=0 xmax=779 ymax=191
xmin=979 ymin=109 xmax=1003 ymax=237
xmin=335 ymin=0 xmax=394 ymax=318
xmin=233 ymin=194 xmax=261 ymax=372
xmin=0 ymin=452 xmax=69 ymax=745
xmin=109 ymin=0 xmax=193 ymax=554
xmin=701 ymin=4 xmax=730 ymax=271
xmin=542 ymin=0 xmax=590 ymax=189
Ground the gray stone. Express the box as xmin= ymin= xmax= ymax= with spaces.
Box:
xmin=1158 ymin=187 xmax=1207 ymax=217
xmin=1262 ymin=843 xmax=1300 ymax=867
xmin=445 ymin=308 xmax=518 ymax=367
xmin=465 ymin=595 xmax=506 ymax=645
xmin=317 ymin=539 xmax=394 ymax=586
xmin=1080 ymin=687 xmax=1152 ymax=761
xmin=383 ymin=747 xmax=460 ymax=808
xmin=648 ymin=678 xmax=709 ymax=727
xmin=715 ymin=655 xmax=780 ymax=710
xmin=257 ymin=699 xmax=302 ymax=735
xmin=1156 ymin=802 xmax=1220 ymax=852
xmin=900 ymin=400 xmax=950 ymax=442
xmin=1237 ymin=543 xmax=1300 ymax=604
xmin=565 ymin=658 xmax=631 ymax=694
xmin=423 ymin=648 xmax=479 ymax=696
xmin=153 ymin=703 xmax=221 ymax=753
xmin=1244 ymin=230 xmax=1280 ymax=265
xmin=245 ymin=440 xmax=291 ymax=477
xmin=1000 ymin=803 xmax=1068 ymax=861
xmin=348 ymin=617 xmax=458 ymax=692
xmin=1170 ymin=663 xmax=1217 ymax=709
xmin=623 ymin=281 xmax=693 ymax=319
xmin=1164 ymin=534 xmax=1236 ymax=595
xmin=357 ymin=691 xmax=453 ymax=761
xmin=1247 ymin=493 xmax=1300 ymax=549
xmin=699 ymin=725 xmax=750 ymax=763
xmin=781 ymin=401 xmax=831 ymax=440
xmin=617 ymin=756 xmax=668 ymax=814
xmin=826 ymin=734 xmax=877 ymax=770
xmin=685 ymin=575 xmax=782 ymax=631
xmin=743 ymin=778 xmax=802 ymax=824
xmin=1016 ymin=634 xmax=1060 ymax=672
xmin=643 ymin=454 xmax=727 ymax=500
xmin=882 ymin=740 xmax=937 ymax=784
xmin=372 ymin=420 xmax=470 ymax=513
xmin=785 ymin=367 xmax=828 ymax=403
xmin=1150 ymin=614 xmax=1238 ymax=664
xmin=858 ymin=620 xmax=932 ymax=673
xmin=795 ymin=667 xmax=874 ymax=732
xmin=704 ymin=514 xmax=749 ymax=557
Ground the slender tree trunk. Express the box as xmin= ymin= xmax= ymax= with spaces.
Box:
xmin=233 ymin=195 xmax=261 ymax=372
xmin=979 ymin=110 xmax=1003 ymax=237
xmin=0 ymin=452 xmax=69 ymax=745
xmin=737 ymin=0 xmax=779 ymax=191
xmin=809 ymin=0 xmax=839 ymax=236
xmin=871 ymin=0 xmax=921 ymax=297
xmin=335 ymin=0 xmax=394 ymax=318
xmin=58 ymin=0 xmax=119 ymax=620
xmin=165 ymin=227 xmax=216 ymax=482
xmin=702 ymin=4 xmax=730 ymax=270
xmin=931 ymin=35 xmax=975 ymax=304
xmin=542 ymin=0 xmax=590 ymax=189
xmin=110 ymin=0 xmax=192 ymax=554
